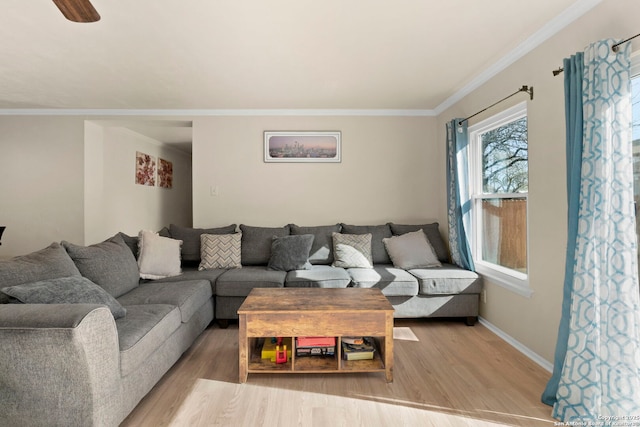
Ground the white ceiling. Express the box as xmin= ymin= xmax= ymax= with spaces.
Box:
xmin=0 ymin=0 xmax=600 ymax=150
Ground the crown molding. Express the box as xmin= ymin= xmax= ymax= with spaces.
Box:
xmin=0 ymin=108 xmax=436 ymax=117
xmin=434 ymin=0 xmax=602 ymax=115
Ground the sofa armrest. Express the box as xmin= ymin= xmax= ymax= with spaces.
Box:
xmin=0 ymin=304 xmax=123 ymax=426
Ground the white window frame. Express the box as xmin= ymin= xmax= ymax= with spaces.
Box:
xmin=468 ymin=101 xmax=532 ymax=297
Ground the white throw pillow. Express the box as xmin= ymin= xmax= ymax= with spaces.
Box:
xmin=137 ymin=230 xmax=183 ymax=279
xmin=382 ymin=230 xmax=441 ymax=269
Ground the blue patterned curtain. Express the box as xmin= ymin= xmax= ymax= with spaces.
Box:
xmin=544 ymin=39 xmax=640 ymax=422
xmin=542 ymin=51 xmax=584 ymax=407
xmin=446 ymin=119 xmax=475 ymax=271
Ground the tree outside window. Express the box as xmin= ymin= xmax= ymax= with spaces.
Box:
xmin=471 ymin=109 xmax=528 ymax=277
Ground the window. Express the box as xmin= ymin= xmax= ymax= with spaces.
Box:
xmin=469 ymin=102 xmax=530 ymax=295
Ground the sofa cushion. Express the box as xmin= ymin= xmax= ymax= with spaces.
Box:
xmin=137 ymin=230 xmax=182 ymax=280
xmin=62 ymin=234 xmax=140 ymax=298
xmin=382 ymin=230 xmax=442 ymax=270
xmin=151 ymin=266 xmax=226 ymax=294
xmin=118 ymin=232 xmax=140 ymax=258
xmin=239 ymin=225 xmax=290 ymax=265
xmin=0 ymin=242 xmax=82 ymax=304
xmin=409 ymin=263 xmax=482 ymax=295
xmin=268 ymin=234 xmax=314 ymax=271
xmin=117 ymin=280 xmax=211 ymax=323
xmin=290 ymin=224 xmax=341 ymax=265
xmin=1 ymin=276 xmax=127 ymax=319
xmin=340 ymin=224 xmax=393 ymax=264
xmin=332 ymin=233 xmax=373 ymax=268
xmin=347 ymin=265 xmax=419 ymax=297
xmin=389 ymin=222 xmax=449 ymax=263
xmin=285 ymin=265 xmax=351 ymax=288
xmin=116 ymin=304 xmax=181 ymax=377
xmin=216 ymin=266 xmax=286 ymax=297
xmin=199 ymin=233 xmax=242 ymax=270
xmin=169 ymin=224 xmax=237 ymax=263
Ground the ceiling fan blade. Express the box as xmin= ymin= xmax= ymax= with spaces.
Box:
xmin=52 ymin=0 xmax=100 ymax=23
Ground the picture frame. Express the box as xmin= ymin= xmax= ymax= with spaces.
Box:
xmin=157 ymin=158 xmax=173 ymax=189
xmin=264 ymin=131 xmax=341 ymax=163
xmin=135 ymin=151 xmax=156 ymax=186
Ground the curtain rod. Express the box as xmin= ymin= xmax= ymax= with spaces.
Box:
xmin=552 ymin=32 xmax=639 ymax=76
xmin=457 ymin=85 xmax=533 ymax=126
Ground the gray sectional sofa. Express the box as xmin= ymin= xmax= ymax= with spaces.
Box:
xmin=0 ymin=221 xmax=480 ymax=426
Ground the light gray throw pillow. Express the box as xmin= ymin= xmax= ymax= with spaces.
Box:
xmin=382 ymin=230 xmax=442 ymax=269
xmin=388 ymin=222 xmax=449 ymax=263
xmin=1 ymin=276 xmax=127 ymax=319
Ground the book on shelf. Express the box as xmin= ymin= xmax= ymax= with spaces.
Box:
xmin=341 ymin=337 xmax=376 ymax=360
xmin=296 ymin=346 xmax=336 ymax=357
xmin=296 ymin=337 xmax=336 ymax=357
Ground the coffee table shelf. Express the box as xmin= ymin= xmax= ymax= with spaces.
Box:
xmin=238 ymin=288 xmax=394 ymax=383
xmin=246 ymin=336 xmax=385 ymax=374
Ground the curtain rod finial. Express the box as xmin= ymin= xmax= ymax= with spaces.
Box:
xmin=520 ymin=85 xmax=534 ymax=100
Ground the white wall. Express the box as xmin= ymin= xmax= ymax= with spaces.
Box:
xmin=437 ymin=0 xmax=640 ymax=363
xmin=0 ymin=116 xmax=85 ymax=257
xmin=84 ymin=122 xmax=193 ymax=244
xmin=0 ymin=117 xmax=193 ymax=257
xmin=192 ymin=115 xmax=440 ymax=228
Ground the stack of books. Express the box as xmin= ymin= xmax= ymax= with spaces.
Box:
xmin=296 ymin=336 xmax=336 ymax=357
xmin=341 ymin=337 xmax=376 ymax=360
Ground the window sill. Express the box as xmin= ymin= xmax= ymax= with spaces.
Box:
xmin=475 ymin=263 xmax=534 ymax=298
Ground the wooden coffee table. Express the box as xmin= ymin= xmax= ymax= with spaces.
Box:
xmin=237 ymin=287 xmax=394 ymax=383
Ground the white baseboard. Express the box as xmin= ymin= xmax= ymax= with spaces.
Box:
xmin=478 ymin=316 xmax=553 ymax=373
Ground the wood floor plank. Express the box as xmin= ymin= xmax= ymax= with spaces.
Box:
xmin=121 ymin=319 xmax=556 ymax=426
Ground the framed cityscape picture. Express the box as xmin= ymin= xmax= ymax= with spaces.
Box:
xmin=264 ymin=131 xmax=341 ymax=163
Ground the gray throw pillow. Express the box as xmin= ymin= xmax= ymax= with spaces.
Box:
xmin=267 ymin=234 xmax=314 ymax=271
xmin=332 ymin=233 xmax=373 ymax=268
xmin=239 ymin=225 xmax=290 ymax=265
xmin=388 ymin=222 xmax=450 ymax=263
xmin=382 ymin=230 xmax=442 ymax=269
xmin=1 ymin=276 xmax=127 ymax=319
xmin=290 ymin=224 xmax=341 ymax=265
xmin=169 ymin=224 xmax=237 ymax=262
xmin=62 ymin=234 xmax=140 ymax=298
xmin=0 ymin=242 xmax=82 ymax=304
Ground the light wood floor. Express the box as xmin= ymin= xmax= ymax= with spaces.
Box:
xmin=121 ymin=319 xmax=556 ymax=426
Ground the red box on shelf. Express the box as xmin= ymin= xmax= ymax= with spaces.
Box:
xmin=296 ymin=337 xmax=336 ymax=347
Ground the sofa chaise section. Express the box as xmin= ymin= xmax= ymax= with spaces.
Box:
xmin=0 ymin=237 xmax=214 ymax=427
xmin=0 ymin=304 xmax=124 ymax=427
